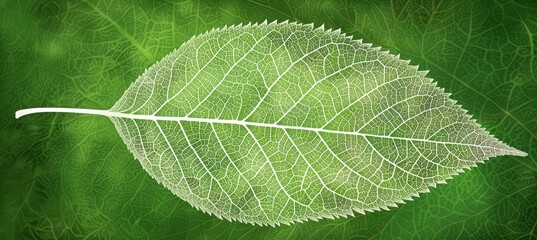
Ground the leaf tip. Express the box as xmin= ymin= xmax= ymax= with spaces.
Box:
xmin=506 ymin=148 xmax=528 ymax=157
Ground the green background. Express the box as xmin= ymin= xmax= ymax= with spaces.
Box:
xmin=1 ymin=0 xmax=536 ymax=239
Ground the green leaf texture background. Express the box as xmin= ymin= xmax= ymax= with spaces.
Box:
xmin=1 ymin=0 xmax=536 ymax=239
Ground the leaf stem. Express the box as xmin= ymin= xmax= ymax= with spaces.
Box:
xmin=15 ymin=108 xmax=112 ymax=119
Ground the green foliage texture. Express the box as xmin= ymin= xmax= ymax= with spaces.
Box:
xmin=1 ymin=0 xmax=536 ymax=239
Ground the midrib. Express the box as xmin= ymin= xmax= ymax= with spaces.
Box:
xmin=15 ymin=107 xmax=513 ymax=153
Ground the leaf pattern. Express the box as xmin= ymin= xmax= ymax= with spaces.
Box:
xmin=16 ymin=21 xmax=526 ymax=226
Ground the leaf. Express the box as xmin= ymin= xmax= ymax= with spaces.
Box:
xmin=15 ymin=20 xmax=526 ymax=226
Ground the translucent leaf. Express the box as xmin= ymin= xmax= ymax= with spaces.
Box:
xmin=16 ymin=21 xmax=526 ymax=226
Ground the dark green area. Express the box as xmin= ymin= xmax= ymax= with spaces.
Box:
xmin=1 ymin=0 xmax=536 ymax=239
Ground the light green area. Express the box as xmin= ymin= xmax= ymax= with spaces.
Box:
xmin=106 ymin=21 xmax=524 ymax=225
xmin=1 ymin=0 xmax=536 ymax=239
